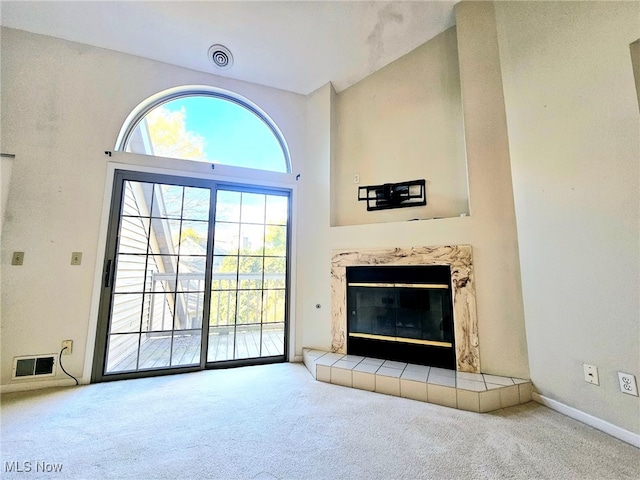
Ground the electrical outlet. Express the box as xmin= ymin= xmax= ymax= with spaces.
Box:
xmin=353 ymin=174 xmax=360 ymax=184
xmin=583 ymin=364 xmax=599 ymax=385
xmin=62 ymin=340 xmax=73 ymax=355
xmin=618 ymin=372 xmax=638 ymax=396
xmin=70 ymin=252 xmax=82 ymax=266
xmin=11 ymin=252 xmax=24 ymax=266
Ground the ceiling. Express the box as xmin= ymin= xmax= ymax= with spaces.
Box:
xmin=0 ymin=1 xmax=457 ymax=95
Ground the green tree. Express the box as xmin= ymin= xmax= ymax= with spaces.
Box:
xmin=146 ymin=106 xmax=206 ymax=160
xmin=210 ymin=224 xmax=286 ymax=328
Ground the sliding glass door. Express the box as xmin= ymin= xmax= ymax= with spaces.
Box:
xmin=92 ymin=171 xmax=289 ymax=382
xmin=208 ymin=189 xmax=287 ymax=363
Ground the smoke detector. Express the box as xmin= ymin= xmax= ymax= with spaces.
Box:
xmin=208 ymin=44 xmax=233 ymax=70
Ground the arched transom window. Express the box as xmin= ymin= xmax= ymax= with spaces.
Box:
xmin=117 ymin=88 xmax=291 ymax=173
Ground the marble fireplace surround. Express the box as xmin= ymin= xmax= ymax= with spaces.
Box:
xmin=331 ymin=245 xmax=480 ymax=373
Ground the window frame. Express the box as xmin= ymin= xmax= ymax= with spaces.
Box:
xmin=114 ymin=86 xmax=292 ymax=174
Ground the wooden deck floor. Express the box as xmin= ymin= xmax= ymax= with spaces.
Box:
xmin=207 ymin=325 xmax=284 ymax=362
xmin=108 ymin=325 xmax=284 ymax=373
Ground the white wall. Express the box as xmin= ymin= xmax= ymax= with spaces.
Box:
xmin=300 ymin=3 xmax=530 ymax=380
xmin=1 ymin=155 xmax=13 ymax=238
xmin=495 ymin=1 xmax=640 ymax=434
xmin=333 ymin=27 xmax=468 ymax=226
xmin=0 ymin=27 xmax=306 ymax=387
xmin=298 ymin=84 xmax=335 ymax=350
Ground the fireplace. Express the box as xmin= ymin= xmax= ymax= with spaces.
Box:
xmin=346 ymin=265 xmax=456 ymax=369
xmin=331 ymin=245 xmax=480 ymax=373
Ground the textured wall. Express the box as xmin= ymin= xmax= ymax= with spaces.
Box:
xmin=0 ymin=27 xmax=306 ymax=387
xmin=333 ymin=27 xmax=468 ymax=226
xmin=495 ymin=1 xmax=640 ymax=434
xmin=300 ymin=4 xmax=530 ymax=380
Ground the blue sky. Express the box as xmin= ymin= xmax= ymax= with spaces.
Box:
xmin=163 ymin=96 xmax=287 ymax=172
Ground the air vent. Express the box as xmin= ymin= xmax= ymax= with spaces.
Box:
xmin=12 ymin=355 xmax=56 ymax=379
xmin=208 ymin=44 xmax=233 ymax=70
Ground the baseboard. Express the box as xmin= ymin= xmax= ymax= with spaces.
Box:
xmin=0 ymin=378 xmax=83 ymax=394
xmin=533 ymin=392 xmax=639 ymax=448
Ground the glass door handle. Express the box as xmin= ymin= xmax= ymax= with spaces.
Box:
xmin=104 ymin=259 xmax=114 ymax=288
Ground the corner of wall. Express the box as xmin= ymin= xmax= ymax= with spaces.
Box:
xmin=296 ymin=83 xmax=334 ymax=352
xmin=630 ymin=39 xmax=640 ymax=111
xmin=329 ymin=82 xmax=338 ymax=228
xmin=454 ymin=0 xmax=529 ymax=380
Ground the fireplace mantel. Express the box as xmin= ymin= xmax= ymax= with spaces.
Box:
xmin=331 ymin=245 xmax=480 ymax=373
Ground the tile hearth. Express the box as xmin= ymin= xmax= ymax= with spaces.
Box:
xmin=303 ymin=349 xmax=532 ymax=413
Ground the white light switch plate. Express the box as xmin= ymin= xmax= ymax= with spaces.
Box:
xmin=583 ymin=364 xmax=599 ymax=385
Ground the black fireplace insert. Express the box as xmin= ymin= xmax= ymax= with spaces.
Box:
xmin=346 ymin=265 xmax=455 ymax=369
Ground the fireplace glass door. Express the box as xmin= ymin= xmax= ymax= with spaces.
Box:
xmin=349 ymin=284 xmax=453 ymax=345
xmin=346 ymin=265 xmax=455 ymax=368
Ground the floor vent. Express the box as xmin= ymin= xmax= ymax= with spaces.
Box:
xmin=12 ymin=354 xmax=57 ymax=379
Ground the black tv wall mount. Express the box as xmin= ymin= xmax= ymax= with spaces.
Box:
xmin=358 ymin=179 xmax=426 ymax=211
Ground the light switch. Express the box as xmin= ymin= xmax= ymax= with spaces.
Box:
xmin=583 ymin=364 xmax=599 ymax=385
xmin=11 ymin=252 xmax=24 ymax=266
xmin=71 ymin=252 xmax=82 ymax=266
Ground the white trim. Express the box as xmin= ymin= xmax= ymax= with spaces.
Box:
xmin=84 ymin=152 xmax=299 ymax=382
xmin=104 ymin=151 xmax=297 ymax=187
xmin=533 ymin=392 xmax=640 ymax=448
xmin=287 ymin=184 xmax=298 ymax=364
xmin=82 ymin=162 xmax=118 ymax=384
xmin=1 ymin=378 xmax=82 ymax=394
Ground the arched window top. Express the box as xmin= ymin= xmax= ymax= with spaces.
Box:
xmin=116 ymin=86 xmax=291 ymax=173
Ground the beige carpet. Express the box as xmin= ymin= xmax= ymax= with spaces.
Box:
xmin=1 ymin=363 xmax=638 ymax=479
